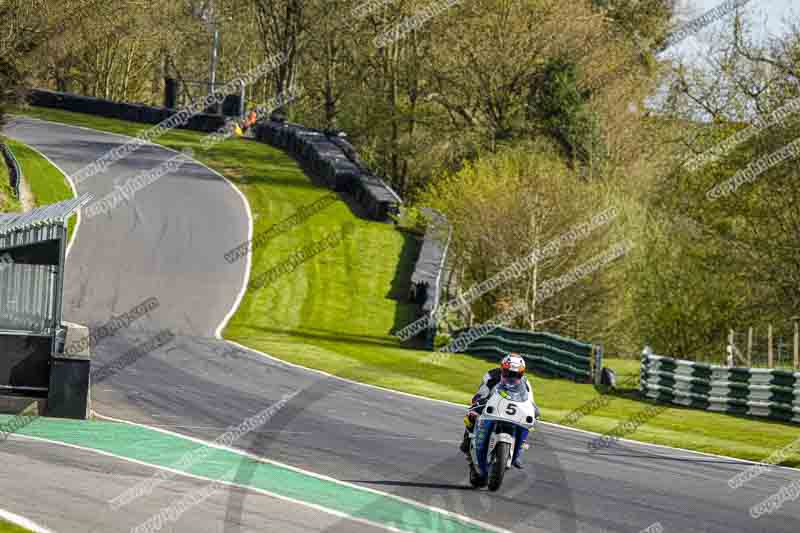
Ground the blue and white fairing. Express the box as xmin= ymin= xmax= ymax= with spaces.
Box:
xmin=471 ymin=381 xmax=537 ymax=477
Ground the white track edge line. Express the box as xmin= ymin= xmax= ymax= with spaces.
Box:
xmin=4 ymin=138 xmax=81 ymax=257
xmin=16 ymin=114 xmax=800 ymax=475
xmin=223 ymin=341 xmax=800 ymax=473
xmin=12 ymin=115 xmax=253 ymax=339
xmin=91 ymin=412 xmax=511 ymax=533
xmin=15 ymin=115 xmax=518 ymax=531
xmin=5 ymin=433 xmax=413 ymax=533
xmin=0 ymin=508 xmax=56 ymax=533
xmin=198 ymin=159 xmax=253 ymax=340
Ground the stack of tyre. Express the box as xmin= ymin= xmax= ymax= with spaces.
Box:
xmin=254 ymin=117 xmax=401 ymax=221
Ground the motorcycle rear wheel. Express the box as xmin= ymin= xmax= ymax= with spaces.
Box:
xmin=488 ymin=442 xmax=510 ymax=492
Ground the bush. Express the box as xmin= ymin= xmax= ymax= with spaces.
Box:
xmin=434 ymin=333 xmax=452 ymax=351
xmin=393 ymin=205 xmax=427 ymax=234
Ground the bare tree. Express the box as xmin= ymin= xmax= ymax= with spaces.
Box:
xmin=252 ymin=0 xmax=305 ymax=96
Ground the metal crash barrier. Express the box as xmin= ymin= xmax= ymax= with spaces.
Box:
xmin=0 ymin=195 xmax=92 ymax=418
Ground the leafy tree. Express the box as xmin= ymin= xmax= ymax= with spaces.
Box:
xmin=528 ymin=58 xmax=606 ymax=176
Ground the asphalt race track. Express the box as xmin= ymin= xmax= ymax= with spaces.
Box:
xmin=0 ymin=437 xmax=384 ymax=533
xmin=3 ymin=116 xmax=800 ymax=533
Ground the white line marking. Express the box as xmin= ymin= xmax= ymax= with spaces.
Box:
xmin=200 ymin=160 xmax=253 ymax=340
xmin=0 ymin=508 xmax=56 ymax=533
xmin=92 ymin=411 xmax=511 ymax=533
xmin=5 ymin=433 xmax=410 ymax=533
xmin=13 ymin=114 xmax=503 ymax=532
xmin=223 ymin=340 xmax=800 ymax=473
xmin=14 ymin=424 xmax=510 ymax=533
xmin=11 ymin=115 xmax=254 ymax=339
xmin=17 ymin=114 xmax=800 ymax=474
xmin=3 ymin=138 xmax=81 ymax=257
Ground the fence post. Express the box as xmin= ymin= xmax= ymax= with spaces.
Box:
xmin=768 ymin=324 xmax=774 ymax=368
xmin=727 ymin=329 xmax=735 ymax=367
xmin=238 ymin=79 xmax=246 ymax=119
xmin=164 ymin=78 xmax=178 ymax=109
xmin=747 ymin=327 xmax=753 ymax=367
xmin=592 ymin=344 xmax=603 ymax=386
xmin=794 ymin=319 xmax=799 ymax=370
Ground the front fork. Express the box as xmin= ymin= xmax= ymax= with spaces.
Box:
xmin=472 ymin=421 xmax=531 ymax=472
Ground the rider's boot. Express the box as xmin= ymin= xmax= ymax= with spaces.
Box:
xmin=512 ymin=443 xmax=527 ymax=469
xmin=512 ymin=430 xmax=531 ymax=469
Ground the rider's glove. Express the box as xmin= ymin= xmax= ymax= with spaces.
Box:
xmin=464 ymin=409 xmax=480 ymax=429
xmin=471 ymin=397 xmax=487 ymax=409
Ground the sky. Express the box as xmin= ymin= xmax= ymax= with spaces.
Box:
xmin=633 ymin=1 xmax=797 ymax=117
xmin=671 ymin=0 xmax=798 ymax=60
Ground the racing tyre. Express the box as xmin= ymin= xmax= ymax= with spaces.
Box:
xmin=488 ymin=442 xmax=510 ymax=492
xmin=469 ymin=461 xmax=487 ymax=488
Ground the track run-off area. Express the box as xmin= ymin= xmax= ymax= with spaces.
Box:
xmin=1 ymin=116 xmax=799 ymax=533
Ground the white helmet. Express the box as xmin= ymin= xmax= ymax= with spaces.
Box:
xmin=501 ymin=353 xmax=526 ymax=385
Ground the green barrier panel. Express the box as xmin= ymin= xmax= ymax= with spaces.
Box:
xmin=460 ymin=327 xmax=595 ymax=383
xmin=640 ymin=348 xmax=800 ymax=424
xmin=772 ymin=370 xmax=798 ymax=388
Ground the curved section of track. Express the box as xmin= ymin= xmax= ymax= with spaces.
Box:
xmin=4 ymin=117 xmax=800 ymax=533
xmin=6 ymin=116 xmax=248 ymax=338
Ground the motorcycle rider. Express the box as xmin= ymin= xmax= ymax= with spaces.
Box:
xmin=459 ymin=353 xmax=539 ymax=468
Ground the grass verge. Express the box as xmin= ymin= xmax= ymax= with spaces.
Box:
xmin=6 ymin=138 xmax=73 ymax=207
xmin=3 ymin=137 xmax=75 ymax=237
xmin=12 ymin=104 xmax=800 ymax=468
xmin=0 ymin=519 xmax=32 ymax=533
xmin=0 ymin=139 xmax=21 ymax=213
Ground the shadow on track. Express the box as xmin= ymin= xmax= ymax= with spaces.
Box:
xmin=219 ymin=349 xmax=579 ymax=533
xmin=343 ymin=480 xmax=474 ymax=491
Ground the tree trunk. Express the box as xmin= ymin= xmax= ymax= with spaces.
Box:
xmin=528 ymin=213 xmax=539 ymax=330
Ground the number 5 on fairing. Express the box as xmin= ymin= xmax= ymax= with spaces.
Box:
xmin=468 ymin=385 xmax=537 ymax=492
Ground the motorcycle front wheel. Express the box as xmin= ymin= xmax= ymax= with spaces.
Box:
xmin=469 ymin=460 xmax=487 ymax=488
xmin=487 ymin=442 xmax=510 ymax=492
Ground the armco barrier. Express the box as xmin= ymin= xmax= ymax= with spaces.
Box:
xmin=640 ymin=347 xmax=800 ymax=424
xmin=27 ymin=89 xmax=227 ymax=133
xmin=0 ymin=143 xmax=21 ymax=198
xmin=459 ymin=326 xmax=596 ymax=382
xmin=409 ymin=208 xmax=451 ymax=347
xmin=254 ymin=118 xmax=401 ymax=221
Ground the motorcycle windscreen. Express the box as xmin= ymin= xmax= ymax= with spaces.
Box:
xmin=496 ymin=381 xmax=529 ymax=402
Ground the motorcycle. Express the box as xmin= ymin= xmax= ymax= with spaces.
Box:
xmin=467 ymin=381 xmax=537 ymax=491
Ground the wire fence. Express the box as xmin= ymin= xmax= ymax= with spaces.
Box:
xmin=725 ymin=326 xmax=800 ymax=370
